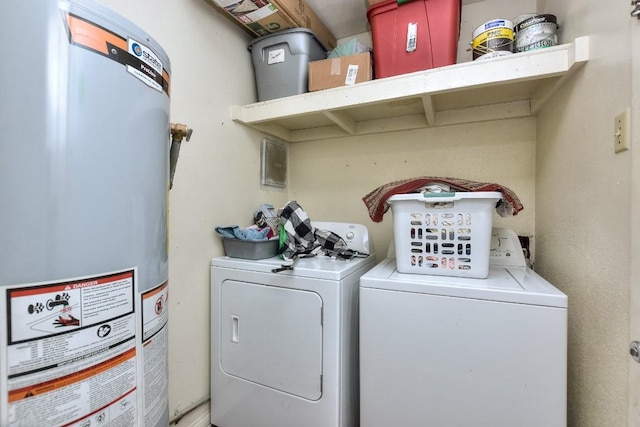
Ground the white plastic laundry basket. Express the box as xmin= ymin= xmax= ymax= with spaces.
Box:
xmin=388 ymin=191 xmax=501 ymax=278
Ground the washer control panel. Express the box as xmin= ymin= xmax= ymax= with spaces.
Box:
xmin=490 ymin=228 xmax=526 ymax=267
xmin=312 ymin=222 xmax=372 ymax=255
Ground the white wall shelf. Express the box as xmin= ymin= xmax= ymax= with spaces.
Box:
xmin=231 ymin=36 xmax=589 ymax=143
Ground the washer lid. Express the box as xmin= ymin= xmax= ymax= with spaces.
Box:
xmin=211 ymin=254 xmax=374 ymax=281
xmin=360 ymin=258 xmax=567 ymax=308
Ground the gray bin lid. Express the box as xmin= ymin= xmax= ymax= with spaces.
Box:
xmin=248 ymin=28 xmax=324 ymax=52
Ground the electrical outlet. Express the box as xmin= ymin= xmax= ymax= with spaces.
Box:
xmin=614 ymin=108 xmax=631 ymax=153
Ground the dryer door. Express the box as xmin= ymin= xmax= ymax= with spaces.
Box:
xmin=219 ymin=280 xmax=323 ymax=400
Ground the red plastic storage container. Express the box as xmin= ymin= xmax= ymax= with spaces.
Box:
xmin=367 ymin=0 xmax=462 ymax=78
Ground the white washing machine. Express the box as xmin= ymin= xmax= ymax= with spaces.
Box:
xmin=359 ymin=228 xmax=568 ymax=427
xmin=210 ymin=222 xmax=375 ymax=427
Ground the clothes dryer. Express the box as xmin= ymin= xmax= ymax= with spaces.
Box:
xmin=210 ymin=222 xmax=375 ymax=427
xmin=359 ymin=228 xmax=567 ymax=427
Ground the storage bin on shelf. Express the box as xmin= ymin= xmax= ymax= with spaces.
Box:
xmin=248 ymin=28 xmax=327 ymax=101
xmin=388 ymin=191 xmax=501 ymax=278
xmin=367 ymin=0 xmax=462 ymax=79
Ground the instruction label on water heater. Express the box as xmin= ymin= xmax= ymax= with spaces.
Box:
xmin=128 ymin=38 xmax=163 ymax=92
xmin=0 ymin=269 xmax=140 ymax=427
xmin=140 ymin=281 xmax=169 ymax=425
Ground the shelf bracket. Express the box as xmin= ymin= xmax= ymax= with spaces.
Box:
xmin=322 ymin=110 xmax=357 ymax=136
xmin=422 ymin=95 xmax=436 ymax=127
xmin=530 ymin=36 xmax=590 ymax=114
xmin=436 ymin=100 xmax=531 ymax=126
xmin=249 ymin=122 xmax=292 ymax=142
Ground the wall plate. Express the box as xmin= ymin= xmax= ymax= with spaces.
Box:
xmin=614 ymin=108 xmax=631 ymax=153
xmin=261 ymin=137 xmax=287 ymax=189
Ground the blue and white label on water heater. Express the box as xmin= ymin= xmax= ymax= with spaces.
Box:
xmin=128 ymin=38 xmax=163 ymax=92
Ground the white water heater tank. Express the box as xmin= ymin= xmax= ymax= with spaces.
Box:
xmin=0 ymin=0 xmax=171 ymax=425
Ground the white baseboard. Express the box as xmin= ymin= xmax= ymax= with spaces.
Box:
xmin=170 ymin=404 xmax=210 ymax=426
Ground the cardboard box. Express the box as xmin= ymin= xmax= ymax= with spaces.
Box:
xmin=308 ymin=53 xmax=372 ymax=92
xmin=207 ymin=0 xmax=336 ymax=51
xmin=283 ymin=0 xmax=337 ymax=51
xmin=206 ymin=0 xmax=295 ymax=38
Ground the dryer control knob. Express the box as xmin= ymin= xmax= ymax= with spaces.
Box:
xmin=346 ymin=232 xmax=355 ymax=240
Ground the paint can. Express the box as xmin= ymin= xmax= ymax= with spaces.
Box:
xmin=514 ymin=14 xmax=558 ymax=53
xmin=472 ymin=19 xmax=514 ymax=61
xmin=513 ymin=14 xmax=537 ymax=27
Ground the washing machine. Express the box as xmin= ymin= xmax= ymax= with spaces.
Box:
xmin=210 ymin=222 xmax=375 ymax=427
xmin=359 ymin=228 xmax=568 ymax=427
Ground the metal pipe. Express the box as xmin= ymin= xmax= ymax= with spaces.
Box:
xmin=169 ymin=123 xmax=193 ymax=189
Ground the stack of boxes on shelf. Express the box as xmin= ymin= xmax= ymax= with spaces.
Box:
xmin=206 ymin=0 xmax=463 ymax=101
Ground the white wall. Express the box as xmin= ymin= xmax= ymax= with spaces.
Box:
xmin=94 ymin=0 xmax=288 ymax=423
xmin=289 ymin=118 xmax=536 ymax=261
xmin=535 ymin=1 xmax=631 ymax=426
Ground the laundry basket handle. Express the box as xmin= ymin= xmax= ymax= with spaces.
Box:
xmin=420 ymin=191 xmax=460 ymax=202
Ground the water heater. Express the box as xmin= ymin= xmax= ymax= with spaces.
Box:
xmin=0 ymin=0 xmax=171 ymax=425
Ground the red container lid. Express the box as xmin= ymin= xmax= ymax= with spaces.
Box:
xmin=367 ymin=0 xmax=400 ymax=20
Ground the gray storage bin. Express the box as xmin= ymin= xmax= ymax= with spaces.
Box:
xmin=222 ymin=238 xmax=279 ymax=260
xmin=248 ymin=28 xmax=327 ymax=101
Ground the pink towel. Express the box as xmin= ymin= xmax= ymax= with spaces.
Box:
xmin=363 ymin=176 xmax=524 ymax=223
